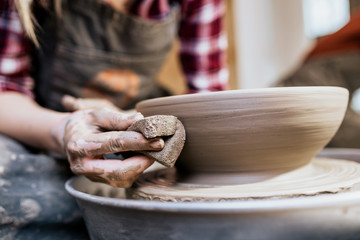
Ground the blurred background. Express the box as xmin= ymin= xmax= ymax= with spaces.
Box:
xmin=157 ymin=0 xmax=360 ymax=94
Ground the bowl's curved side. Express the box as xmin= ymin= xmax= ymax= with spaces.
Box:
xmin=136 ymin=87 xmax=349 ymax=173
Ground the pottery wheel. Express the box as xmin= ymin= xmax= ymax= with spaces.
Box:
xmin=129 ymin=158 xmax=360 ymax=202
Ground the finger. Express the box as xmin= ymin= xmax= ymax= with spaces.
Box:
xmin=123 ymin=109 xmax=137 ymax=115
xmin=90 ymin=108 xmax=144 ymax=130
xmin=62 ymin=95 xmax=122 ymax=111
xmin=62 ymin=95 xmax=78 ymax=111
xmin=73 ymin=155 xmax=154 ymax=188
xmin=67 ymin=131 xmax=164 ymax=157
xmin=79 ymin=99 xmax=121 ymax=111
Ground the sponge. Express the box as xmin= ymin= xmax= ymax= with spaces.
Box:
xmin=127 ymin=115 xmax=186 ymax=167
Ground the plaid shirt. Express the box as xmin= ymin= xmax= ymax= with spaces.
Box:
xmin=0 ymin=0 xmax=228 ymax=99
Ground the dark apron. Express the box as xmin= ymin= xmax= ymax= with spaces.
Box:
xmin=33 ymin=0 xmax=179 ymax=111
xmin=0 ymin=0 xmax=179 ymax=238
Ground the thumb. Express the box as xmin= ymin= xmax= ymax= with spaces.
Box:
xmin=62 ymin=95 xmax=79 ymax=111
xmin=90 ymin=108 xmax=144 ymax=131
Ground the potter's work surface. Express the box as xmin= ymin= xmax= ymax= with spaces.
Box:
xmin=130 ymin=158 xmax=360 ymax=202
xmin=65 ymin=150 xmax=360 ymax=240
xmin=66 ymin=174 xmax=360 ymax=240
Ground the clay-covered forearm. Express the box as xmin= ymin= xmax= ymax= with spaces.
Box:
xmin=0 ymin=92 xmax=70 ymax=154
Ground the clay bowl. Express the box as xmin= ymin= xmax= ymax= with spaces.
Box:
xmin=136 ymin=87 xmax=348 ymax=173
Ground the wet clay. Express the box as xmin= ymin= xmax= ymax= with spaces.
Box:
xmin=130 ymin=87 xmax=353 ymax=202
xmin=129 ymin=158 xmax=360 ymax=202
xmin=136 ymin=87 xmax=349 ymax=173
xmin=127 ymin=115 xmax=186 ymax=167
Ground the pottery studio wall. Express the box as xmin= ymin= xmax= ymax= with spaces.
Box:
xmin=157 ymin=0 xmax=355 ymax=94
xmin=233 ymin=0 xmax=313 ymax=89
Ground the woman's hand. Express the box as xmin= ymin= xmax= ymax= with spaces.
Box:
xmin=52 ymin=108 xmax=163 ymax=187
xmin=62 ymin=95 xmax=121 ymax=112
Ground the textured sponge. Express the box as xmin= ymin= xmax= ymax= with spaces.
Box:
xmin=127 ymin=115 xmax=186 ymax=167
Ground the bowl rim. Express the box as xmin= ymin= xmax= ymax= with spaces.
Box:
xmin=136 ymin=86 xmax=349 ymax=108
xmin=65 ymin=175 xmax=360 ymax=214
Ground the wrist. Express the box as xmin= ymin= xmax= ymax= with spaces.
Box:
xmin=50 ymin=112 xmax=72 ymax=155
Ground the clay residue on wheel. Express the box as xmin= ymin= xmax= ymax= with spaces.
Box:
xmin=129 ymin=158 xmax=360 ymax=202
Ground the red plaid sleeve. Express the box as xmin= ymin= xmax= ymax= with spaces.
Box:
xmin=0 ymin=0 xmax=34 ymax=98
xmin=132 ymin=0 xmax=229 ymax=93
xmin=178 ymin=0 xmax=228 ymax=93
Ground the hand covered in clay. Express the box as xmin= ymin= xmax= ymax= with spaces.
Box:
xmin=52 ymin=108 xmax=164 ymax=187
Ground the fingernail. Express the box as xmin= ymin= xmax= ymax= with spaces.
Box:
xmin=150 ymin=139 xmax=164 ymax=149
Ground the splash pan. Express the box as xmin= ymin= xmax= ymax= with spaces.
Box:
xmin=66 ymin=153 xmax=360 ymax=240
